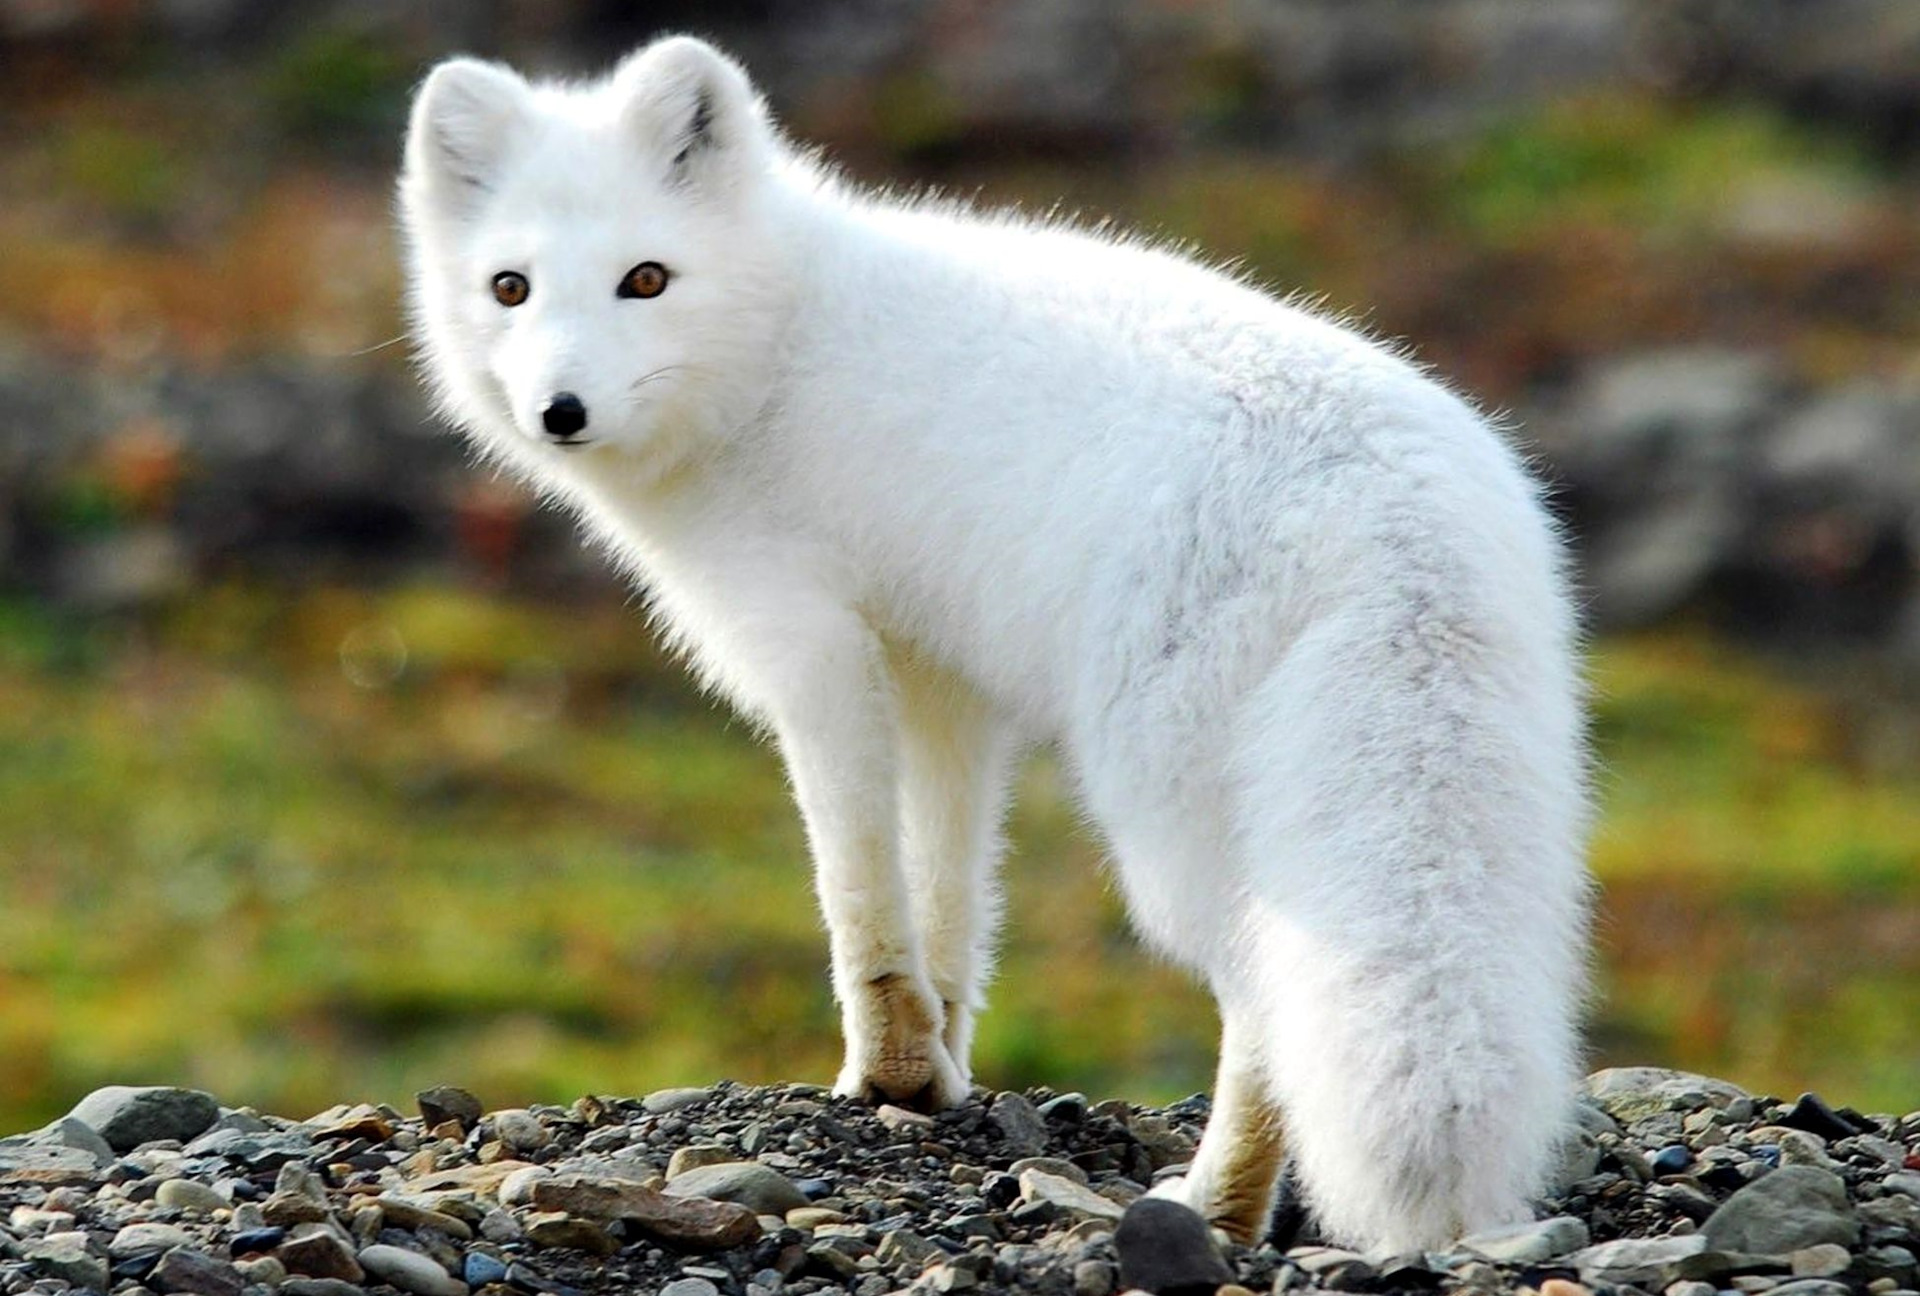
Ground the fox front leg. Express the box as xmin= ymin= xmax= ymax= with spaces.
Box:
xmin=763 ymin=617 xmax=968 ymax=1109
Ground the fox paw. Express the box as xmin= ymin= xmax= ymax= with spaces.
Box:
xmin=833 ymin=973 xmax=971 ymax=1111
xmin=1148 ymin=1172 xmax=1270 ymax=1244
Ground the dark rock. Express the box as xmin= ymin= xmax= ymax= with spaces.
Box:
xmin=67 ymin=1087 xmax=220 ymax=1153
xmin=464 ymin=1251 xmax=508 ymax=1286
xmin=1703 ymin=1166 xmax=1861 ymax=1254
xmin=1113 ymin=1198 xmax=1233 ymax=1296
xmin=986 ymin=1092 xmax=1049 ymax=1156
xmin=278 ymin=1223 xmax=366 ymax=1282
xmin=661 ymin=1162 xmax=809 ymax=1217
xmin=415 ymin=1087 xmax=484 ymax=1133
xmin=981 ymin=1171 xmax=1021 ymax=1209
xmin=1571 ymin=1234 xmax=1710 ymax=1286
xmin=22 ymin=1231 xmax=110 ymax=1291
xmin=1038 ymin=1094 xmax=1088 ymax=1125
xmin=1653 ymin=1144 xmax=1694 ymax=1176
xmin=530 ymin=1174 xmax=760 ymax=1250
xmin=151 ymin=1246 xmax=246 ymax=1296
xmin=229 ymin=1226 xmax=286 ymax=1254
xmin=280 ymin=1281 xmax=370 ymax=1296
xmin=1780 ymin=1094 xmax=1873 ymax=1142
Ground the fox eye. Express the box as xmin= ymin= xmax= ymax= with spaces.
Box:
xmin=618 ymin=262 xmax=669 ymax=300
xmin=491 ymin=272 xmax=530 ymax=307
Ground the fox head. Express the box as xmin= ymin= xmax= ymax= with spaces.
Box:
xmin=400 ymin=37 xmax=794 ymax=478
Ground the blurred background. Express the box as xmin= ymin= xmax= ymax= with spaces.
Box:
xmin=2 ymin=0 xmax=1918 ymax=1133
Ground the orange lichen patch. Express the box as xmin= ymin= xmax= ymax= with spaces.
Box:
xmin=6 ymin=171 xmax=401 ymax=365
xmin=98 ymin=419 xmax=186 ymax=517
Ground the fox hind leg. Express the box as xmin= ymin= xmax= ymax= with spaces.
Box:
xmin=1150 ymin=997 xmax=1288 ymax=1243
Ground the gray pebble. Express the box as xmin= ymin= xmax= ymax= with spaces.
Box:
xmin=68 ymin=1088 xmax=219 ymax=1154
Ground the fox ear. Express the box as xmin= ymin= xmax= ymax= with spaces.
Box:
xmin=613 ymin=37 xmax=767 ymax=192
xmin=404 ymin=57 xmax=531 ymax=211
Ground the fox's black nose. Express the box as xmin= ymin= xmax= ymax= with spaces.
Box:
xmin=541 ymin=392 xmax=588 ymax=441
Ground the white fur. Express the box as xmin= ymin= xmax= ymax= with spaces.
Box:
xmin=399 ymin=36 xmax=1590 ymax=1253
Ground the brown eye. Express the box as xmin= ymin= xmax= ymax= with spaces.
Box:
xmin=491 ymin=272 xmax=529 ymax=307
xmin=618 ymin=261 xmax=669 ymax=300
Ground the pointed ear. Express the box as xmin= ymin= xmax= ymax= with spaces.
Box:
xmin=612 ymin=36 xmax=769 ymax=193
xmin=403 ymin=57 xmax=531 ymax=212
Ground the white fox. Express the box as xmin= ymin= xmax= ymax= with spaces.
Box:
xmin=398 ymin=36 xmax=1590 ymax=1253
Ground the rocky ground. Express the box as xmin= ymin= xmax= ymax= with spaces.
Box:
xmin=2 ymin=1069 xmax=1917 ymax=1296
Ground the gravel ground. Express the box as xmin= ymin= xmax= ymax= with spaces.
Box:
xmin=2 ymin=1068 xmax=1917 ymax=1296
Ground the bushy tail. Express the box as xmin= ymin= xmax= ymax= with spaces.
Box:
xmin=1228 ymin=610 xmax=1588 ymax=1253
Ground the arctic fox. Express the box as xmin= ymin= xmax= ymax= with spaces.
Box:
xmin=398 ymin=36 xmax=1590 ymax=1253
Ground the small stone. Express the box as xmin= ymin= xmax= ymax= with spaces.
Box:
xmin=1113 ymin=1198 xmax=1232 ymax=1296
xmin=11 ymin=1205 xmax=76 ymax=1232
xmin=414 ymin=1088 xmax=483 ymax=1132
xmin=1703 ymin=1166 xmax=1861 ymax=1254
xmin=1654 ymin=1145 xmax=1695 ymax=1176
xmin=664 ymin=1162 xmax=810 ymax=1217
xmin=0 ymin=1142 xmax=102 ymax=1185
xmin=804 ymin=1240 xmax=863 ymax=1280
xmin=462 ymin=1252 xmax=508 ymax=1287
xmin=875 ymin=1104 xmax=936 ymax=1134
xmin=922 ymin=1262 xmax=978 ymax=1291
xmin=1585 ymin=1069 xmax=1751 ymax=1123
xmin=278 ymin=1223 xmax=365 ymax=1282
xmin=529 ymin=1174 xmax=759 ymax=1250
xmin=109 ymin=1224 xmax=195 ymax=1259
xmin=23 ymin=1230 xmax=109 ymax=1291
xmin=1780 ymin=1095 xmax=1870 ymax=1142
xmin=1287 ymin=1247 xmax=1378 ymax=1289
xmin=1539 ymin=1281 xmax=1593 ymax=1296
xmin=666 ymin=1146 xmax=734 ymax=1179
xmin=1010 ymin=1156 xmax=1090 ymax=1186
xmin=873 ymin=1228 xmax=940 ymax=1269
xmin=1072 ymin=1259 xmax=1116 ymax=1296
xmin=281 ymin=1280 xmax=371 ymax=1296
xmin=1572 ymin=1234 xmax=1710 ymax=1286
xmin=229 ymin=1227 xmax=286 ymax=1254
xmin=786 ymin=1206 xmax=850 ymax=1229
xmin=69 ymin=1087 xmax=221 ymax=1153
xmin=660 ymin=1280 xmax=720 ymax=1296
xmin=151 ymin=1245 xmax=246 ymax=1296
xmin=1460 ymin=1215 xmax=1590 ymax=1264
xmin=1125 ymin=1115 xmax=1196 ymax=1170
xmin=1667 ymin=1282 xmax=1718 ymax=1296
xmin=261 ymin=1190 xmax=331 ymax=1226
xmin=1777 ymin=1130 xmax=1841 ymax=1171
xmin=478 ymin=1208 xmax=522 ymax=1243
xmin=235 ymin=1255 xmax=287 ymax=1286
xmin=28 ymin=1117 xmax=116 ymax=1166
xmin=307 ymin=1105 xmax=394 ymax=1143
xmin=641 ymin=1087 xmax=712 ymax=1114
xmin=524 ymin=1212 xmax=617 ymax=1254
xmin=488 ymin=1110 xmax=550 ymax=1154
xmin=356 ymin=1244 xmax=467 ymax=1296
xmin=155 ymin=1179 xmax=228 ymax=1215
xmin=986 ymin=1092 xmax=1049 ymax=1155
xmin=1019 ymin=1169 xmax=1125 ymax=1222
xmin=1791 ymin=1244 xmax=1854 ymax=1278
xmin=1039 ymin=1093 xmax=1089 ymax=1124
xmin=375 ymin=1197 xmax=473 ymax=1239
xmin=1770 ymin=1283 xmax=1852 ymax=1296
xmin=497 ymin=1166 xmax=552 ymax=1207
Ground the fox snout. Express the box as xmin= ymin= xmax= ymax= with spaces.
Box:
xmin=540 ymin=392 xmax=589 ymax=443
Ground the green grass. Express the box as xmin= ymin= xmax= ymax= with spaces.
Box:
xmin=0 ymin=588 xmax=1914 ymax=1134
xmin=1415 ymin=96 xmax=1880 ymax=244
